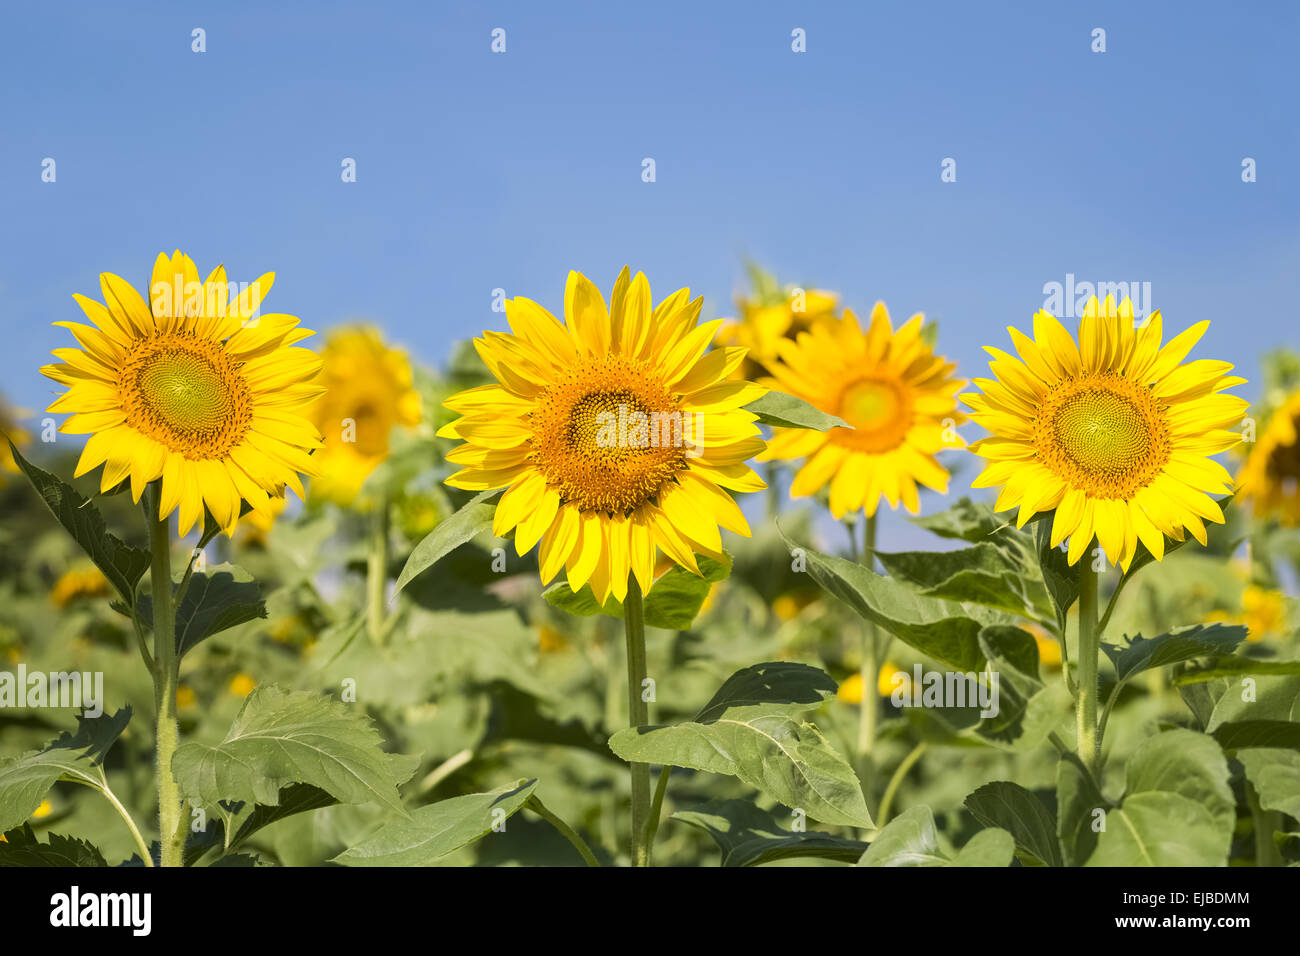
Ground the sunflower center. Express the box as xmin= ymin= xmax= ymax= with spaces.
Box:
xmin=530 ymin=355 xmax=688 ymax=514
xmin=121 ymin=333 xmax=252 ymax=458
xmin=833 ymin=376 xmax=913 ymax=454
xmin=1034 ymin=372 xmax=1170 ymax=499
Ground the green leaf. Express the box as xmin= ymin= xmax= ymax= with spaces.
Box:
xmin=131 ymin=563 xmax=266 ymax=657
xmin=857 ymin=805 xmax=1013 ymax=867
xmin=10 ymin=444 xmax=149 ymax=606
xmin=0 ymin=823 xmax=108 ymax=866
xmin=963 ymin=781 xmax=1061 ymax=866
xmin=393 ymin=490 xmax=498 ymax=597
xmin=1213 ymin=721 xmax=1300 ymax=750
xmin=184 ymin=783 xmax=338 ymax=865
xmin=692 ymin=661 xmax=837 ymax=721
xmin=973 ymin=625 xmax=1046 ymax=745
xmin=1102 ymin=624 xmax=1248 ymax=683
xmin=608 ymin=662 xmax=870 ymax=828
xmin=1239 ymin=749 xmax=1300 ymax=818
xmin=1174 ymin=657 xmax=1300 ymax=685
xmin=171 ymin=685 xmax=417 ymax=817
xmin=544 ymin=553 xmax=731 ymax=630
xmin=332 ymin=778 xmax=537 ymax=866
xmin=1206 ymin=675 xmax=1300 ymax=732
xmin=1056 ymin=754 xmax=1109 ymax=867
xmin=877 ymin=542 xmax=1056 ymax=626
xmin=673 ymin=799 xmax=868 ymax=866
xmin=1085 ymin=792 xmax=1228 ymax=866
xmin=1124 ymin=729 xmax=1234 ymax=845
xmin=950 ymin=827 xmax=1016 ymax=867
xmin=786 ymin=536 xmax=989 ymax=671
xmin=744 ymin=391 xmax=848 ymax=430
xmin=0 ymin=707 xmax=132 ymax=833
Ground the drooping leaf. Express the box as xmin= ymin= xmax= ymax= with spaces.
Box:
xmin=171 ymin=686 xmax=417 ymax=817
xmin=786 ymin=537 xmax=991 ymax=671
xmin=10 ymin=444 xmax=149 ymax=606
xmin=0 ymin=708 xmax=132 ymax=833
xmin=130 ymin=563 xmax=266 ymax=657
xmin=1206 ymin=675 xmax=1300 ymax=734
xmin=184 ymin=783 xmax=338 ymax=865
xmin=332 ymin=778 xmax=537 ymax=866
xmin=1085 ymin=792 xmax=1228 ymax=866
xmin=609 ymin=662 xmax=869 ymax=827
xmin=744 ymin=391 xmax=848 ymax=431
xmin=673 ymin=799 xmax=868 ymax=867
xmin=0 ymin=823 xmax=108 ymax=867
xmin=964 ymin=781 xmax=1061 ymax=866
xmin=393 ymin=490 xmax=498 ymax=597
xmin=1102 ymin=624 xmax=1248 ymax=683
xmin=877 ymin=542 xmax=1056 ymax=626
xmin=544 ymin=553 xmax=731 ymax=630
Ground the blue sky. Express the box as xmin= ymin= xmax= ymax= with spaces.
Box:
xmin=2 ymin=1 xmax=1296 ymax=545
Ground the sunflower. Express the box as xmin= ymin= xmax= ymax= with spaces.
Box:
xmin=50 ymin=564 xmax=111 ymax=607
xmin=40 ymin=251 xmax=324 ymax=535
xmin=306 ymin=326 xmax=422 ymax=504
xmin=1237 ymin=391 xmax=1300 ymax=524
xmin=439 ymin=268 xmax=767 ymax=603
xmin=964 ymin=296 xmax=1248 ymax=570
xmin=0 ymin=394 xmax=31 ymax=483
xmin=715 ymin=275 xmax=840 ymax=380
xmin=758 ymin=302 xmax=964 ymax=518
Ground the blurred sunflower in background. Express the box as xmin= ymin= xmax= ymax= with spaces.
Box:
xmin=759 ymin=302 xmax=964 ymax=518
xmin=965 ymin=296 xmax=1247 ymax=570
xmin=307 ymin=326 xmax=422 ymax=505
xmin=50 ymin=563 xmax=110 ymax=607
xmin=1238 ymin=390 xmax=1300 ymax=525
xmin=440 ymin=267 xmax=767 ymax=603
xmin=39 ymin=251 xmax=324 ymax=534
xmin=715 ymin=264 xmax=841 ymax=380
xmin=0 ymin=394 xmax=31 ymax=483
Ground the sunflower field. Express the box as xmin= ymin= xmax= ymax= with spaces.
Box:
xmin=2 ymin=254 xmax=1298 ymax=877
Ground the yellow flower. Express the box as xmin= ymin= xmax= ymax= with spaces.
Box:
xmin=537 ymin=624 xmax=569 ymax=653
xmin=964 ymin=297 xmax=1247 ymax=571
xmin=772 ymin=590 xmax=817 ymax=622
xmin=0 ymin=394 xmax=32 ymax=484
xmin=716 ymin=283 xmax=841 ymax=380
xmin=837 ymin=664 xmax=910 ymax=703
xmin=307 ymin=326 xmax=422 ymax=504
xmin=228 ymin=673 xmax=256 ymax=696
xmin=1237 ymin=391 xmax=1300 ymax=525
xmin=758 ymin=303 xmax=964 ymax=518
xmin=877 ymin=663 xmax=910 ymax=696
xmin=32 ymin=799 xmax=53 ymax=820
xmin=1027 ymin=626 xmax=1062 ymax=668
xmin=440 ymin=268 xmax=767 ymax=604
xmin=40 ymin=251 xmax=324 ymax=535
xmin=176 ymin=685 xmax=197 ymax=710
xmin=50 ymin=565 xmax=110 ymax=607
xmin=1241 ymin=586 xmax=1286 ymax=641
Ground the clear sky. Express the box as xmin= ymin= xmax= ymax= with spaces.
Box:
xmin=2 ymin=1 xmax=1296 ymax=544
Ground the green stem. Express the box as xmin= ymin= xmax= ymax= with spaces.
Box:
xmin=1075 ymin=557 xmax=1101 ymax=776
xmin=765 ymin=462 xmax=780 ymax=521
xmin=1247 ymin=783 xmax=1282 ymax=867
xmin=623 ymin=576 xmax=651 ymax=867
xmin=525 ymin=796 xmax=600 ymax=867
xmin=877 ymin=742 xmax=927 ymax=827
xmin=147 ymin=487 xmax=184 ymax=868
xmin=366 ymin=497 xmax=391 ymax=644
xmin=96 ymin=772 xmax=154 ymax=867
xmin=857 ymin=513 xmax=879 ymax=759
xmin=643 ymin=765 xmax=671 ymax=864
